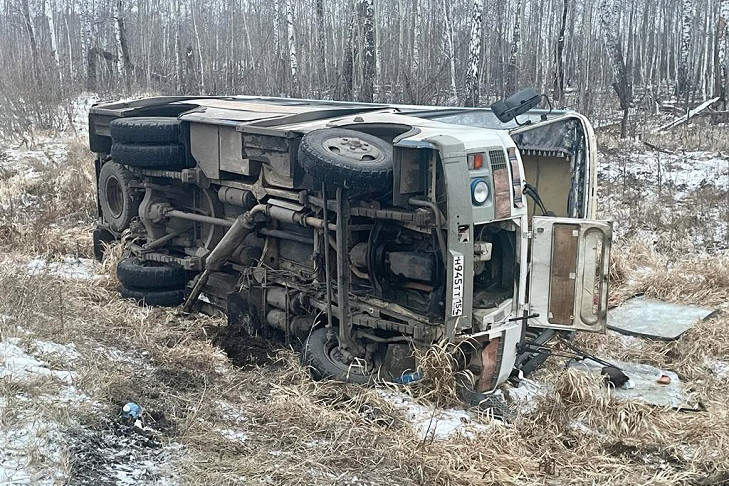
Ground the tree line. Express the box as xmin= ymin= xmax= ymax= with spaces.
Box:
xmin=0 ymin=0 xmax=727 ymax=137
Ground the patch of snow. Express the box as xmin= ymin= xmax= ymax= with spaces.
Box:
xmin=705 ymin=360 xmax=729 ymax=380
xmin=31 ymin=339 xmax=80 ymax=361
xmin=378 ymin=390 xmax=492 ymax=440
xmin=506 ymin=378 xmax=551 ymax=414
xmin=217 ymin=428 xmax=248 ymax=444
xmin=25 ymin=257 xmax=96 ymax=280
xmin=0 ymin=338 xmax=76 ymax=385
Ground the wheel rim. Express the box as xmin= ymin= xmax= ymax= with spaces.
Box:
xmin=326 ymin=341 xmax=372 ymax=376
xmin=322 ymin=136 xmax=383 ymax=162
xmin=105 ymin=176 xmax=124 ymax=219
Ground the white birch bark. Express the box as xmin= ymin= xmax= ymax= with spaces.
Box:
xmin=412 ymin=0 xmax=421 ymax=75
xmin=718 ymin=0 xmax=729 ymax=107
xmin=285 ymin=0 xmax=300 ymax=96
xmin=113 ymin=0 xmax=126 ymax=79
xmin=44 ymin=0 xmax=62 ymax=85
xmin=463 ymin=0 xmax=483 ymax=107
xmin=677 ymin=0 xmax=693 ymax=97
xmin=442 ymin=0 xmax=457 ymax=102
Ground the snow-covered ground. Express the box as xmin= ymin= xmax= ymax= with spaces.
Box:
xmin=598 ymin=149 xmax=729 ymax=252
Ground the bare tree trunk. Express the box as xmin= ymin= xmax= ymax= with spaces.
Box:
xmin=374 ymin=0 xmax=382 ymax=102
xmin=358 ymin=0 xmax=375 ymax=102
xmin=192 ymin=4 xmax=205 ymax=94
xmin=342 ymin=14 xmax=355 ymax=100
xmin=175 ymin=0 xmax=183 ymax=94
xmin=677 ymin=0 xmax=693 ymax=98
xmin=113 ymin=0 xmax=131 ymax=91
xmin=506 ymin=0 xmax=522 ymax=95
xmin=463 ymin=0 xmax=483 ymax=107
xmin=43 ymin=0 xmax=61 ymax=86
xmin=285 ymin=0 xmax=300 ymax=96
xmin=718 ymin=0 xmax=729 ymax=109
xmin=442 ymin=0 xmax=457 ymax=102
xmin=412 ymin=0 xmax=421 ymax=76
xmin=84 ymin=3 xmax=96 ymax=92
xmin=599 ymin=0 xmax=632 ymax=137
xmin=316 ymin=0 xmax=326 ymax=95
xmin=553 ymin=0 xmax=568 ymax=101
xmin=21 ymin=0 xmax=43 ymax=88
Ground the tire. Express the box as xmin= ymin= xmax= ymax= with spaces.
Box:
xmin=301 ymin=327 xmax=374 ymax=384
xmin=116 ymin=257 xmax=187 ymax=290
xmin=92 ymin=227 xmax=117 ymax=262
xmin=119 ymin=286 xmax=185 ymax=307
xmin=111 ymin=143 xmax=190 ymax=170
xmin=98 ymin=162 xmax=142 ymax=233
xmin=110 ymin=117 xmax=181 ymax=144
xmin=298 ymin=128 xmax=393 ymax=189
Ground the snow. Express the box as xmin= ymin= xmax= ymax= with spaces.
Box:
xmin=378 ymin=390 xmax=493 ymax=440
xmin=217 ymin=428 xmax=249 ymax=444
xmin=25 ymin=257 xmax=96 ymax=280
xmin=0 ymin=338 xmax=76 ymax=385
xmin=705 ymin=360 xmax=729 ymax=380
xmin=506 ymin=378 xmax=550 ymax=414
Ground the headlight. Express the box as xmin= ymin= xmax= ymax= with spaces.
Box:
xmin=471 ymin=179 xmax=489 ymax=205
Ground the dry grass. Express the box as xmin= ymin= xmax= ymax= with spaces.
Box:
xmin=0 ymin=131 xmax=728 ymax=485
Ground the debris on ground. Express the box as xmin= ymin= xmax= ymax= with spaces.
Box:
xmin=568 ymin=359 xmax=701 ymax=410
xmin=608 ymin=295 xmax=718 ymax=340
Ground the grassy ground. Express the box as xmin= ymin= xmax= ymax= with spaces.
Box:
xmin=0 ymin=128 xmax=727 ymax=485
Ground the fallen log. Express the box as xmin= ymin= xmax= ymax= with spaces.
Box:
xmin=654 ymin=97 xmax=720 ymax=132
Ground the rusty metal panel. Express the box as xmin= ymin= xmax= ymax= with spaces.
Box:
xmin=548 ymin=223 xmax=579 ymax=325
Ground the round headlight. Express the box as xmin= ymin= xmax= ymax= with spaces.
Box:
xmin=471 ymin=179 xmax=489 ymax=205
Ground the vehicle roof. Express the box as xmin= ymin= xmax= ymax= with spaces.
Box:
xmin=90 ymin=95 xmax=572 ymax=133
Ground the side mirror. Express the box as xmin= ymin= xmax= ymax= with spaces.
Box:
xmin=490 ymin=88 xmax=542 ymax=123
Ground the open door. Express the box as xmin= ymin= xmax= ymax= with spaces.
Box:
xmin=528 ymin=217 xmax=612 ymax=332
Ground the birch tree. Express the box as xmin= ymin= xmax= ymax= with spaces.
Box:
xmin=44 ymin=0 xmax=62 ymax=86
xmin=677 ymin=0 xmax=693 ymax=99
xmin=443 ymin=0 xmax=458 ymax=102
xmin=717 ymin=0 xmax=729 ymax=108
xmin=463 ymin=0 xmax=483 ymax=107
xmin=553 ymin=0 xmax=569 ymax=101
xmin=599 ymin=0 xmax=632 ymax=137
xmin=285 ymin=0 xmax=300 ymax=96
xmin=506 ymin=0 xmax=522 ymax=94
xmin=359 ymin=0 xmax=376 ymax=102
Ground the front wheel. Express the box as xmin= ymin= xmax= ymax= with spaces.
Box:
xmin=301 ymin=327 xmax=378 ymax=384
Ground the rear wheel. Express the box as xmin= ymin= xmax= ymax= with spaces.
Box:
xmin=98 ymin=162 xmax=142 ymax=233
xmin=119 ymin=286 xmax=185 ymax=307
xmin=110 ymin=117 xmax=181 ymax=144
xmin=116 ymin=257 xmax=187 ymax=290
xmin=301 ymin=327 xmax=377 ymax=384
xmin=110 ymin=143 xmax=190 ymax=170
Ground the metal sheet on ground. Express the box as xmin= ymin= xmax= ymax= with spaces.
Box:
xmin=568 ymin=359 xmax=701 ymax=410
xmin=607 ymin=296 xmax=716 ymax=340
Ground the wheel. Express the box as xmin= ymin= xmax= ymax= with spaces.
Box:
xmin=98 ymin=162 xmax=142 ymax=233
xmin=301 ymin=327 xmax=376 ymax=384
xmin=110 ymin=143 xmax=190 ymax=170
xmin=110 ymin=117 xmax=181 ymax=144
xmin=92 ymin=226 xmax=116 ymax=261
xmin=119 ymin=286 xmax=185 ymax=307
xmin=298 ymin=128 xmax=393 ymax=189
xmin=116 ymin=257 xmax=187 ymax=290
